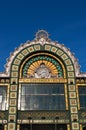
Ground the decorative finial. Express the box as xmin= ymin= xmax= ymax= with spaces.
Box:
xmin=35 ymin=30 xmax=50 ymax=45
xmin=36 ymin=30 xmax=49 ymax=40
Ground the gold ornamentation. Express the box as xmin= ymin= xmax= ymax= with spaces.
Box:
xmin=17 ymin=53 xmax=24 ymax=60
xmin=34 ymin=45 xmax=40 ymax=50
xmin=68 ymin=72 xmax=74 ymax=77
xmin=51 ymin=47 xmax=57 ymax=53
xmin=56 ymin=49 xmax=63 ymax=56
xmin=9 ymin=115 xmax=15 ymax=121
xmin=8 ymin=123 xmax=15 ymax=130
xmin=20 ymin=111 xmax=67 ymax=118
xmin=19 ymin=78 xmax=67 ymax=83
xmin=21 ymin=49 xmax=29 ymax=55
xmin=71 ymin=114 xmax=78 ymax=121
xmin=11 ymin=78 xmax=18 ymax=84
xmin=69 ymin=92 xmax=76 ymax=98
xmin=27 ymin=46 xmax=34 ymax=52
xmin=11 ymin=72 xmax=18 ymax=77
xmin=27 ymin=61 xmax=58 ymax=78
xmin=10 ymin=92 xmax=17 ymax=98
xmin=10 ymin=85 xmax=17 ymax=91
xmin=72 ymin=123 xmax=79 ymax=129
xmin=45 ymin=45 xmax=51 ymax=51
xmin=67 ymin=66 xmax=74 ymax=71
xmin=68 ymin=79 xmax=75 ymax=84
xmin=10 ymin=99 xmax=16 ymax=106
xmin=20 ymin=52 xmax=66 ymax=78
xmin=71 ymin=107 xmax=77 ymax=113
xmin=61 ymin=54 xmax=68 ymax=60
xmin=9 ymin=107 xmax=16 ymax=114
xmin=70 ymin=99 xmax=77 ymax=106
xmin=13 ymin=59 xmax=20 ymax=65
xmin=69 ymin=85 xmax=75 ymax=91
xmin=65 ymin=59 xmax=71 ymax=65
xmin=12 ymin=65 xmax=18 ymax=71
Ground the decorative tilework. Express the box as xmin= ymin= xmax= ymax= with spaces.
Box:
xmin=51 ymin=47 xmax=57 ymax=53
xmin=21 ymin=49 xmax=29 ymax=55
xmin=10 ymin=99 xmax=16 ymax=106
xmin=71 ymin=114 xmax=78 ymax=121
xmin=10 ymin=85 xmax=17 ymax=91
xmin=68 ymin=72 xmax=74 ymax=77
xmin=70 ymin=99 xmax=77 ymax=106
xmin=69 ymin=85 xmax=75 ymax=91
xmin=65 ymin=59 xmax=72 ymax=65
xmin=56 ymin=49 xmax=63 ymax=56
xmin=11 ymin=78 xmax=18 ymax=84
xmin=68 ymin=79 xmax=75 ymax=84
xmin=22 ymin=55 xmax=64 ymax=78
xmin=10 ymin=92 xmax=17 ymax=98
xmin=9 ymin=107 xmax=16 ymax=114
xmin=13 ymin=59 xmax=20 ymax=65
xmin=67 ymin=65 xmax=74 ymax=71
xmin=17 ymin=53 xmax=24 ymax=60
xmin=7 ymin=35 xmax=79 ymax=130
xmin=34 ymin=45 xmax=40 ymax=50
xmin=69 ymin=92 xmax=76 ymax=98
xmin=9 ymin=115 xmax=16 ymax=121
xmin=72 ymin=123 xmax=79 ymax=129
xmin=45 ymin=45 xmax=51 ymax=51
xmin=27 ymin=46 xmax=34 ymax=52
xmin=11 ymin=72 xmax=18 ymax=77
xmin=8 ymin=123 xmax=15 ymax=130
xmin=12 ymin=65 xmax=18 ymax=71
xmin=61 ymin=54 xmax=68 ymax=60
xmin=71 ymin=107 xmax=77 ymax=113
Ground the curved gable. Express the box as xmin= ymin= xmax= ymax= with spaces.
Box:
xmin=0 ymin=30 xmax=82 ymax=77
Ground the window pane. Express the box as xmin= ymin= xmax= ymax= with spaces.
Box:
xmin=20 ymin=84 xmax=66 ymax=110
xmin=78 ymin=86 xmax=86 ymax=110
xmin=0 ymin=86 xmax=7 ymax=110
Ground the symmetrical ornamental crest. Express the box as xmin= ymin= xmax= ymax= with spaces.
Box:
xmin=35 ymin=30 xmax=50 ymax=45
xmin=0 ymin=29 xmax=84 ymax=77
xmin=36 ymin=30 xmax=49 ymax=40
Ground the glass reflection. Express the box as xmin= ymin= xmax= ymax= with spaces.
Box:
xmin=0 ymin=86 xmax=7 ymax=110
xmin=78 ymin=86 xmax=86 ymax=109
xmin=20 ymin=84 xmax=65 ymax=110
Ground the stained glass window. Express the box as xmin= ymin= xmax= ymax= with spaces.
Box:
xmin=20 ymin=84 xmax=66 ymax=110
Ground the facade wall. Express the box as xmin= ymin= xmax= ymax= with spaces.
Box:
xmin=0 ymin=30 xmax=86 ymax=130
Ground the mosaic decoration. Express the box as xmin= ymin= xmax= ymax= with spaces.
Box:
xmin=0 ymin=30 xmax=80 ymax=130
xmin=10 ymin=92 xmax=17 ymax=98
xmin=8 ymin=123 xmax=15 ymax=130
xmin=70 ymin=99 xmax=77 ymax=106
xmin=72 ymin=123 xmax=79 ymax=129
xmin=22 ymin=55 xmax=63 ymax=78
xmin=71 ymin=107 xmax=78 ymax=113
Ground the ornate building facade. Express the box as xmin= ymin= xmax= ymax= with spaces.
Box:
xmin=0 ymin=30 xmax=86 ymax=130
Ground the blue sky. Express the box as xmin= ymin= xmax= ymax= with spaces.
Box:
xmin=0 ymin=0 xmax=86 ymax=72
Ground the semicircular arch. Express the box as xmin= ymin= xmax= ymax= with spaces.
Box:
xmin=10 ymin=43 xmax=75 ymax=83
